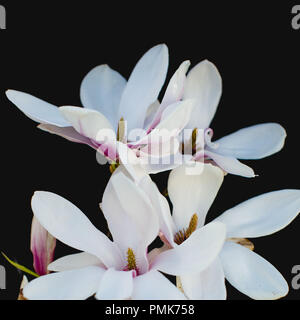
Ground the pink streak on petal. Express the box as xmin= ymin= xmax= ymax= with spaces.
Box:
xmin=30 ymin=217 xmax=56 ymax=276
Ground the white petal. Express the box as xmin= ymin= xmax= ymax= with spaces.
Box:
xmin=205 ymin=150 xmax=255 ymax=178
xmin=102 ymin=172 xmax=159 ymax=273
xmin=152 ymin=222 xmax=226 ymax=276
xmin=138 ymin=175 xmax=176 ymax=246
xmin=155 ymin=99 xmax=195 ymax=133
xmin=23 ymin=266 xmax=105 ymax=300
xmin=48 ymin=252 xmax=104 ymax=272
xmin=31 ymin=191 xmax=121 ymax=269
xmin=180 ymin=258 xmax=226 ymax=300
xmin=59 ymin=106 xmax=116 ymax=143
xmin=220 ymin=242 xmax=288 ymax=300
xmin=216 ymin=123 xmax=287 ymax=159
xmin=118 ymin=44 xmax=169 ymax=132
xmin=184 ymin=60 xmax=222 ymax=129
xmin=38 ymin=124 xmax=96 ymax=149
xmin=96 ymin=269 xmax=133 ymax=300
xmin=148 ymin=61 xmax=191 ymax=130
xmin=143 ymin=100 xmax=160 ymax=129
xmin=132 ymin=270 xmax=186 ymax=300
xmin=80 ymin=64 xmax=126 ymax=131
xmin=168 ymin=163 xmax=224 ymax=230
xmin=116 ymin=142 xmax=148 ymax=182
xmin=6 ymin=90 xmax=70 ymax=127
xmin=216 ymin=189 xmax=300 ymax=238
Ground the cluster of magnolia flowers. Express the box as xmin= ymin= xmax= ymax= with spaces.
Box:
xmin=5 ymin=44 xmax=300 ymax=300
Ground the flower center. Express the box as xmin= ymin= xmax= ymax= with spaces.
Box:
xmin=174 ymin=214 xmax=198 ymax=245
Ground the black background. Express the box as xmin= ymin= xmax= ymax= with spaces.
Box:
xmin=0 ymin=1 xmax=299 ymax=301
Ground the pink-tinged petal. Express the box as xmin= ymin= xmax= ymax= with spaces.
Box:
xmin=116 ymin=142 xmax=149 ymax=182
xmin=95 ymin=269 xmax=134 ymax=300
xmin=102 ymin=172 xmax=159 ymax=274
xmin=180 ymin=258 xmax=226 ymax=300
xmin=215 ymin=123 xmax=287 ymax=160
xmin=148 ymin=61 xmax=191 ymax=130
xmin=220 ymin=241 xmax=289 ymax=300
xmin=215 ymin=189 xmax=300 ymax=239
xmin=48 ymin=252 xmax=104 ymax=272
xmin=31 ymin=191 xmax=122 ymax=269
xmin=118 ymin=44 xmax=169 ymax=132
xmin=184 ymin=60 xmax=222 ymax=130
xmin=23 ymin=266 xmax=105 ymax=300
xmin=205 ymin=150 xmax=255 ymax=178
xmin=132 ymin=270 xmax=186 ymax=300
xmin=38 ymin=124 xmax=97 ymax=149
xmin=30 ymin=217 xmax=56 ymax=276
xmin=59 ymin=106 xmax=116 ymax=143
xmin=151 ymin=222 xmax=226 ymax=276
xmin=80 ymin=64 xmax=127 ymax=131
xmin=6 ymin=90 xmax=70 ymax=127
xmin=168 ymin=163 xmax=224 ymax=230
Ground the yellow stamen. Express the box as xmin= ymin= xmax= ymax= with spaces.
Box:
xmin=127 ymin=248 xmax=137 ymax=271
xmin=109 ymin=161 xmax=120 ymax=174
xmin=174 ymin=214 xmax=198 ymax=245
xmin=192 ymin=128 xmax=198 ymax=154
xmin=117 ymin=117 xmax=125 ymax=142
xmin=229 ymin=238 xmax=255 ymax=251
xmin=186 ymin=214 xmax=198 ymax=238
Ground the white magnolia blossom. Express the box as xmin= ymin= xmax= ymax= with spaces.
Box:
xmin=23 ymin=171 xmax=226 ymax=300
xmin=161 ymin=163 xmax=300 ymax=299
xmin=179 ymin=60 xmax=287 ymax=178
xmin=6 ymin=44 xmax=195 ymax=173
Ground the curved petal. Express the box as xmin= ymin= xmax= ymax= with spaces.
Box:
xmin=148 ymin=61 xmax=191 ymax=130
xmin=205 ymin=150 xmax=255 ymax=178
xmin=102 ymin=172 xmax=159 ymax=273
xmin=215 ymin=189 xmax=300 ymax=239
xmin=168 ymin=163 xmax=224 ymax=230
xmin=183 ymin=60 xmax=222 ymax=129
xmin=38 ymin=124 xmax=96 ymax=149
xmin=132 ymin=270 xmax=186 ymax=300
xmin=155 ymin=99 xmax=195 ymax=133
xmin=220 ymin=242 xmax=288 ymax=300
xmin=6 ymin=90 xmax=70 ymax=127
xmin=80 ymin=64 xmax=127 ymax=130
xmin=118 ymin=44 xmax=169 ymax=132
xmin=48 ymin=252 xmax=104 ymax=272
xmin=31 ymin=191 xmax=121 ymax=269
xmin=31 ymin=217 xmax=56 ymax=276
xmin=138 ymin=175 xmax=176 ymax=246
xmin=59 ymin=106 xmax=116 ymax=143
xmin=96 ymin=269 xmax=133 ymax=300
xmin=180 ymin=258 xmax=226 ymax=300
xmin=216 ymin=123 xmax=287 ymax=159
xmin=151 ymin=222 xmax=226 ymax=276
xmin=143 ymin=100 xmax=160 ymax=129
xmin=23 ymin=266 xmax=105 ymax=300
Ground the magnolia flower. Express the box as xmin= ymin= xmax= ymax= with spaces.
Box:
xmin=178 ymin=60 xmax=287 ymax=178
xmin=23 ymin=172 xmax=225 ymax=300
xmin=163 ymin=163 xmax=300 ymax=299
xmin=6 ymin=44 xmax=194 ymax=172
